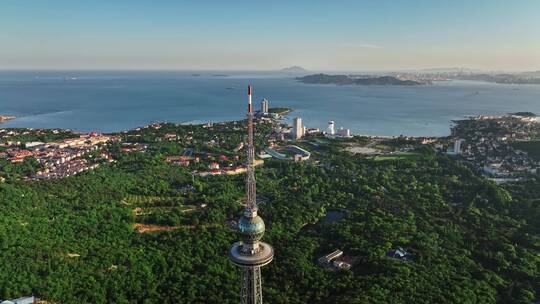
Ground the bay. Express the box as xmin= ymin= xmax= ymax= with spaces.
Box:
xmin=1 ymin=71 xmax=539 ymax=136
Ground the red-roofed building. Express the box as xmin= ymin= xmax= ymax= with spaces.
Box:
xmin=9 ymin=156 xmax=25 ymax=163
xmin=219 ymin=155 xmax=229 ymax=161
xmin=7 ymin=149 xmax=33 ymax=158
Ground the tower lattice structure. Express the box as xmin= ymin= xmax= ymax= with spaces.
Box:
xmin=229 ymin=85 xmax=274 ymax=304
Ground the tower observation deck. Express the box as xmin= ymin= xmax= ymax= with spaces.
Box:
xmin=229 ymin=85 xmax=274 ymax=304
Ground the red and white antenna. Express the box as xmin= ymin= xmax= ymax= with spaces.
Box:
xmin=245 ymin=84 xmax=256 ymax=213
xmin=248 ymin=85 xmax=252 ymax=113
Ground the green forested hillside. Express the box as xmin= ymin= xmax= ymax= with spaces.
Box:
xmin=0 ymin=128 xmax=539 ymax=303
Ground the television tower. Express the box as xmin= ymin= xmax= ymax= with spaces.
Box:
xmin=229 ymin=85 xmax=274 ymax=304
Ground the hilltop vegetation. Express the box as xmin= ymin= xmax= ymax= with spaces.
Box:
xmin=0 ymin=123 xmax=539 ymax=303
xmin=512 ymin=112 xmax=537 ymax=117
xmin=268 ymin=107 xmax=293 ymax=115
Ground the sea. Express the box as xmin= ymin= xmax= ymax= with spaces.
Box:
xmin=1 ymin=70 xmax=539 ymax=137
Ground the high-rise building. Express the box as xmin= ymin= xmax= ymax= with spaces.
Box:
xmin=261 ymin=99 xmax=269 ymax=115
xmin=292 ymin=117 xmax=303 ymax=139
xmin=454 ymin=139 xmax=464 ymax=155
xmin=230 ymin=85 xmax=274 ymax=304
xmin=328 ymin=121 xmax=335 ymax=135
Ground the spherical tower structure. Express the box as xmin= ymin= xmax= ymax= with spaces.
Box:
xmin=229 ymin=85 xmax=274 ymax=304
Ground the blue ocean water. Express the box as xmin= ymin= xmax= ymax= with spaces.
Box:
xmin=1 ymin=71 xmax=539 ymax=136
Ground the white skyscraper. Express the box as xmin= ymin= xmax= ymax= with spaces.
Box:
xmin=454 ymin=139 xmax=464 ymax=155
xmin=328 ymin=121 xmax=335 ymax=135
xmin=261 ymin=99 xmax=269 ymax=115
xmin=292 ymin=117 xmax=303 ymax=140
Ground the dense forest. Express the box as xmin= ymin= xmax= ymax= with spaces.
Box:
xmin=0 ymin=123 xmax=539 ymax=303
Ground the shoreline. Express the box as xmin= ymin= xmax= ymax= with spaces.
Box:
xmin=1 ymin=112 xmax=535 ymax=139
xmin=0 ymin=119 xmax=448 ymax=140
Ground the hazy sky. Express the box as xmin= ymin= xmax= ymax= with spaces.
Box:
xmin=1 ymin=0 xmax=539 ymax=71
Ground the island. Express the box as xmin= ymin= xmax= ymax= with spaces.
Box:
xmin=297 ymin=73 xmax=423 ymax=86
xmin=0 ymin=115 xmax=16 ymax=123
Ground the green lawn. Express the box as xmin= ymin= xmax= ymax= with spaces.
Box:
xmin=374 ymin=152 xmax=423 ymax=161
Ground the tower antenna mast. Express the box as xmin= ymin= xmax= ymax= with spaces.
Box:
xmin=229 ymin=85 xmax=274 ymax=304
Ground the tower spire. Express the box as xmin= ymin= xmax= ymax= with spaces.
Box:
xmin=230 ymin=85 xmax=274 ymax=304
xmin=246 ymin=85 xmax=257 ymax=214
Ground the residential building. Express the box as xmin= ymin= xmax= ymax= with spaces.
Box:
xmin=261 ymin=99 xmax=269 ymax=115
xmin=328 ymin=121 xmax=335 ymax=135
xmin=292 ymin=117 xmax=303 ymax=139
xmin=318 ymin=250 xmax=343 ymax=265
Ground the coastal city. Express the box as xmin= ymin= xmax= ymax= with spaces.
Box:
xmin=1 ymin=99 xmax=539 ymax=184
xmin=0 ymin=98 xmax=356 ymax=182
xmin=3 ymin=1 xmax=540 ymax=303
xmin=444 ymin=113 xmax=540 ymax=181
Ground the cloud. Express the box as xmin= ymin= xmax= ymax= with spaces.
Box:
xmin=337 ymin=43 xmax=381 ymax=49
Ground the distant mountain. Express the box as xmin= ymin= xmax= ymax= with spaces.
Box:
xmin=279 ymin=66 xmax=308 ymax=74
xmin=297 ymin=74 xmax=423 ymax=86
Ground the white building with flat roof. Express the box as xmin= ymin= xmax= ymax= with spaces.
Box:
xmin=328 ymin=121 xmax=335 ymax=135
xmin=1 ymin=296 xmax=35 ymax=304
xmin=292 ymin=117 xmax=303 ymax=140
